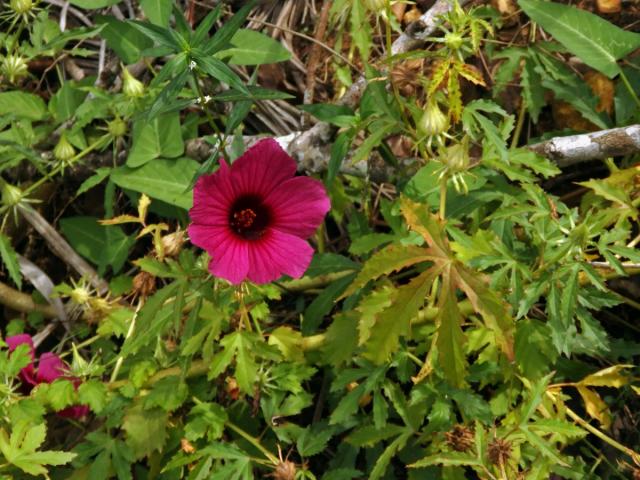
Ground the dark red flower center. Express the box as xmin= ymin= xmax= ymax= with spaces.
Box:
xmin=229 ymin=195 xmax=271 ymax=240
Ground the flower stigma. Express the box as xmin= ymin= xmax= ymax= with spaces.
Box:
xmin=229 ymin=195 xmax=271 ymax=240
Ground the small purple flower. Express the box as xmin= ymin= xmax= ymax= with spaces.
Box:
xmin=6 ymin=334 xmax=90 ymax=419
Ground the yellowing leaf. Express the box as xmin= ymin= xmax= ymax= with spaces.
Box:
xmin=138 ymin=193 xmax=151 ymax=222
xmin=100 ymin=215 xmax=141 ymax=225
xmin=579 ymin=364 xmax=633 ymax=389
xmin=576 ymin=386 xmax=611 ymax=429
xmin=342 ymin=244 xmax=433 ymax=298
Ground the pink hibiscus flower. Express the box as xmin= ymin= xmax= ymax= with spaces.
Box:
xmin=188 ymin=138 xmax=330 ymax=285
xmin=6 ymin=334 xmax=90 ymax=419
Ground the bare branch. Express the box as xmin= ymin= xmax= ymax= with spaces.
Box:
xmin=527 ymin=125 xmax=640 ymax=168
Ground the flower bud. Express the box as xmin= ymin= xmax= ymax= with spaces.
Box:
xmin=1 ymin=55 xmax=29 ymax=84
xmin=107 ymin=118 xmax=127 ymax=138
xmin=274 ymin=461 xmax=297 ymax=480
xmin=444 ymin=140 xmax=470 ymax=172
xmin=9 ymin=0 xmax=33 ymax=14
xmin=160 ymin=230 xmax=185 ymax=258
xmin=70 ymin=286 xmax=91 ymax=305
xmin=1 ymin=183 xmax=23 ymax=208
xmin=53 ymin=134 xmax=75 ymax=162
xmin=122 ymin=67 xmax=144 ymax=98
xmin=132 ymin=271 xmax=156 ymax=298
xmin=418 ymin=99 xmax=448 ymax=137
xmin=444 ymin=32 xmax=464 ymax=51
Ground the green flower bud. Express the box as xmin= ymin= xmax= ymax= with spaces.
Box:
xmin=70 ymin=286 xmax=91 ymax=305
xmin=1 ymin=183 xmax=23 ymax=208
xmin=53 ymin=134 xmax=75 ymax=162
xmin=1 ymin=55 xmax=29 ymax=84
xmin=418 ymin=99 xmax=448 ymax=137
xmin=444 ymin=32 xmax=464 ymax=51
xmin=9 ymin=0 xmax=33 ymax=14
xmin=444 ymin=138 xmax=470 ymax=172
xmin=107 ymin=118 xmax=127 ymax=138
xmin=122 ymin=67 xmax=144 ymax=97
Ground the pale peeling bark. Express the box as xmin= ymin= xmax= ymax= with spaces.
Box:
xmin=527 ymin=124 xmax=640 ymax=168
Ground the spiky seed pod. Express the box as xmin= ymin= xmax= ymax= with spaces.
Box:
xmin=445 ymin=425 xmax=475 ymax=452
xmin=9 ymin=0 xmax=33 ymax=14
xmin=107 ymin=118 xmax=127 ymax=138
xmin=161 ymin=230 xmax=186 ymax=258
xmin=1 ymin=183 xmax=23 ymax=208
xmin=70 ymin=286 xmax=91 ymax=305
xmin=132 ymin=271 xmax=156 ymax=298
xmin=443 ymin=138 xmax=470 ymax=172
xmin=122 ymin=67 xmax=144 ymax=97
xmin=1 ymin=55 xmax=29 ymax=84
xmin=488 ymin=437 xmax=512 ymax=466
xmin=54 ymin=134 xmax=76 ymax=162
xmin=273 ymin=461 xmax=296 ymax=480
xmin=418 ymin=99 xmax=448 ymax=138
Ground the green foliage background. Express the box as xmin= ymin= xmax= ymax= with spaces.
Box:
xmin=0 ymin=0 xmax=640 ymax=478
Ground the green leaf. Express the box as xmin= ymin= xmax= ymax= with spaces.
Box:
xmin=76 ymin=167 xmax=112 ymax=196
xmin=140 ymin=0 xmax=171 ymax=26
xmin=59 ymin=216 xmax=134 ymax=274
xmin=78 ymin=380 xmax=109 ymax=414
xmin=69 ymin=0 xmax=119 ymax=9
xmin=185 ymin=402 xmax=228 ymax=441
xmin=518 ymin=0 xmax=640 ymax=78
xmin=96 ymin=16 xmax=153 ymax=64
xmin=410 ymin=451 xmax=483 ymax=468
xmin=122 ymin=404 xmax=168 ymax=459
xmin=436 ymin=280 xmax=467 ymax=387
xmin=296 ymin=424 xmax=334 ymax=457
xmin=303 ymin=273 xmax=355 ymax=335
xmin=217 ymin=29 xmax=291 ymax=65
xmin=364 ymin=267 xmax=439 ymax=364
xmin=127 ymin=113 xmax=184 ymax=167
xmin=143 ymin=376 xmax=188 ymax=411
xmin=0 ymin=91 xmax=47 ymax=121
xmin=514 ymin=319 xmax=556 ymax=379
xmin=193 ymin=55 xmax=249 ymax=93
xmin=327 ymin=130 xmax=354 ymax=186
xmin=110 ymin=157 xmax=199 ymax=210
xmin=342 ymin=244 xmax=432 ymax=298
xmin=321 ymin=312 xmax=359 ymax=367
xmin=209 ymin=331 xmax=259 ymax=394
xmin=369 ymin=431 xmax=411 ymax=480
xmin=0 ymin=232 xmax=21 ymax=289
xmin=203 ymin=1 xmax=256 ymax=54
xmin=306 ymin=253 xmax=359 ymax=277
xmin=0 ymin=422 xmax=76 ymax=477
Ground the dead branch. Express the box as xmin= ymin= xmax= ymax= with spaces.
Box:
xmin=528 ymin=124 xmax=640 ymax=168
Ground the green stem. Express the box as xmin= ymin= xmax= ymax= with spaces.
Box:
xmin=110 ymin=299 xmax=144 ymax=382
xmin=510 ymin=98 xmax=526 ymax=150
xmin=619 ymin=69 xmax=640 ymax=110
xmin=439 ymin=178 xmax=447 ymax=220
xmin=191 ymin=71 xmax=230 ymax=162
xmin=225 ymin=421 xmax=279 ymax=465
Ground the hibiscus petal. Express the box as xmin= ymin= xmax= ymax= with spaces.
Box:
xmin=231 ymin=139 xmax=297 ymax=197
xmin=246 ymin=229 xmax=314 ymax=284
xmin=208 ymin=235 xmax=250 ymax=285
xmin=265 ymin=176 xmax=330 ymax=238
xmin=58 ymin=404 xmax=90 ymax=419
xmin=37 ymin=352 xmax=67 ymax=383
xmin=188 ymin=224 xmax=228 ymax=254
xmin=189 ymin=161 xmax=235 ymax=226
